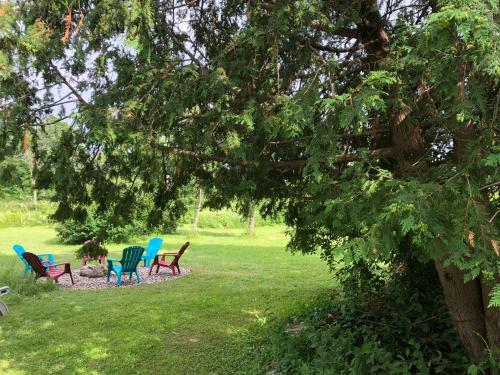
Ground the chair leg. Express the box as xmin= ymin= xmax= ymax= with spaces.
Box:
xmin=117 ymin=272 xmax=122 ymax=287
xmin=107 ymin=271 xmax=111 ymax=286
xmin=136 ymin=271 xmax=140 ymax=284
xmin=68 ymin=270 xmax=74 ymax=285
xmin=176 ymin=264 xmax=181 ymax=274
xmin=156 ymin=264 xmax=160 ymax=274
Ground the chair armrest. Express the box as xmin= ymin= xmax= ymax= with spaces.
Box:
xmin=159 ymin=253 xmax=178 ymax=256
xmin=46 ymin=263 xmax=71 ymax=273
xmin=107 ymin=258 xmax=119 ymax=262
xmin=49 ymin=262 xmax=70 ymax=267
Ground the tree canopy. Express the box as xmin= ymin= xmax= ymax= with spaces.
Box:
xmin=1 ymin=0 xmax=499 ymax=362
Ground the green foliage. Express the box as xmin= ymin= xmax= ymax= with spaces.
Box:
xmin=55 ymin=214 xmax=149 ymax=244
xmin=75 ymin=240 xmax=108 ymax=259
xmin=2 ymin=0 xmax=500 ymax=363
xmin=180 ymin=208 xmax=284 ymax=229
xmin=489 ymin=283 xmax=500 ymax=308
xmin=0 ymin=157 xmax=31 ymax=199
xmin=268 ymin=260 xmax=470 ymax=374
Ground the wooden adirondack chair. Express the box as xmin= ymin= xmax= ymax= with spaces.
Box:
xmin=21 ymin=252 xmax=74 ymax=284
xmin=13 ymin=244 xmax=56 ymax=275
xmin=141 ymin=237 xmax=163 ymax=267
xmin=149 ymin=242 xmax=190 ymax=276
xmin=107 ymin=246 xmax=145 ymax=287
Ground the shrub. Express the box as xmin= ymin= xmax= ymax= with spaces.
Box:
xmin=56 ymin=216 xmax=143 ymax=244
xmin=75 ymin=240 xmax=108 ymax=259
xmin=265 ymin=259 xmax=471 ymax=374
xmin=267 ymin=292 xmax=469 ymax=374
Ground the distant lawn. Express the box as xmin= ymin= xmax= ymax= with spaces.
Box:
xmin=0 ymin=225 xmax=333 ymax=374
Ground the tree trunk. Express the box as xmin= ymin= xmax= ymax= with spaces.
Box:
xmin=22 ymin=130 xmax=37 ymax=204
xmin=247 ymin=202 xmax=255 ymax=236
xmin=192 ymin=186 xmax=203 ymax=232
xmin=435 ymin=259 xmax=500 ymax=363
xmin=481 ymin=276 xmax=500 ymax=350
xmin=32 ymin=185 xmax=37 ymax=204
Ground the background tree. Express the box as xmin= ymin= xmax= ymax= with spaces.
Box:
xmin=1 ymin=0 xmax=499 ymax=362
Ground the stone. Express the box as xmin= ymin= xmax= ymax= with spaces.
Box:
xmin=80 ymin=265 xmax=107 ymax=278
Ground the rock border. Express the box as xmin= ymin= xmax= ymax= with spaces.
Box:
xmin=40 ymin=266 xmax=191 ymax=290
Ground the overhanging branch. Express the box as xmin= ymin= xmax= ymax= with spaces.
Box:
xmin=154 ymin=143 xmax=393 ymax=170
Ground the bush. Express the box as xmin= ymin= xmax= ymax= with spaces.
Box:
xmin=265 ymin=259 xmax=471 ymax=374
xmin=267 ymin=293 xmax=469 ymax=374
xmin=75 ymin=240 xmax=108 ymax=259
xmin=56 ymin=216 xmax=143 ymax=244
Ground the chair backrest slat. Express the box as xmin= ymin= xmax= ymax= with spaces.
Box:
xmin=21 ymin=252 xmax=48 ymax=277
xmin=145 ymin=238 xmax=163 ymax=258
xmin=121 ymin=246 xmax=145 ymax=272
xmin=172 ymin=242 xmax=189 ymax=267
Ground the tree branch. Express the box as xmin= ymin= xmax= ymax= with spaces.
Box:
xmin=49 ymin=63 xmax=88 ymax=105
xmin=154 ymin=143 xmax=393 ymax=170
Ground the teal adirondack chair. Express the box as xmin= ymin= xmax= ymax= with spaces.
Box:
xmin=141 ymin=237 xmax=163 ymax=267
xmin=12 ymin=244 xmax=56 ymax=275
xmin=107 ymin=246 xmax=145 ymax=287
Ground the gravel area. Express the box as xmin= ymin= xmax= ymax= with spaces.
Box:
xmin=43 ymin=266 xmax=191 ymax=290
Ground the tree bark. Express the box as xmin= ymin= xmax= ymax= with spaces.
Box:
xmin=192 ymin=186 xmax=203 ymax=232
xmin=435 ymin=259 xmax=500 ymax=363
xmin=481 ymin=276 xmax=500 ymax=350
xmin=434 ymin=259 xmax=486 ymax=362
xmin=22 ymin=130 xmax=37 ymax=204
xmin=247 ymin=202 xmax=255 ymax=236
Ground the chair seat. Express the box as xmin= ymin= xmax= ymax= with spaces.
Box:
xmin=157 ymin=260 xmax=172 ymax=266
xmin=109 ymin=265 xmax=137 ymax=274
xmin=47 ymin=269 xmax=65 ymax=277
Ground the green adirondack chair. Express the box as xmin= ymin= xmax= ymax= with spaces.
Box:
xmin=107 ymin=246 xmax=145 ymax=287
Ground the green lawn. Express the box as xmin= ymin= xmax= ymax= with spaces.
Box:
xmin=0 ymin=225 xmax=333 ymax=374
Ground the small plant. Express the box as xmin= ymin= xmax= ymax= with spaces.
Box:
xmin=75 ymin=240 xmax=108 ymax=260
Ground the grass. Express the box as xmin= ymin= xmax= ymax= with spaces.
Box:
xmin=0 ymin=225 xmax=333 ymax=374
xmin=0 ymin=201 xmax=56 ymax=229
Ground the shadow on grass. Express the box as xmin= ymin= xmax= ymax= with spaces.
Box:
xmin=0 ymin=284 xmax=270 ymax=374
xmin=0 ymin=235 xmax=328 ymax=374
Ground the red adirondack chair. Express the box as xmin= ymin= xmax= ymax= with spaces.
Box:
xmin=149 ymin=242 xmax=189 ymax=276
xmin=22 ymin=252 xmax=74 ymax=284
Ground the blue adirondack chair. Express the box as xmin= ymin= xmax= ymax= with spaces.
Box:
xmin=12 ymin=244 xmax=56 ymax=275
xmin=107 ymin=246 xmax=145 ymax=287
xmin=141 ymin=237 xmax=164 ymax=267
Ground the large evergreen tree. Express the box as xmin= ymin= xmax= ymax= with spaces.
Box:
xmin=1 ymin=0 xmax=499 ymax=362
